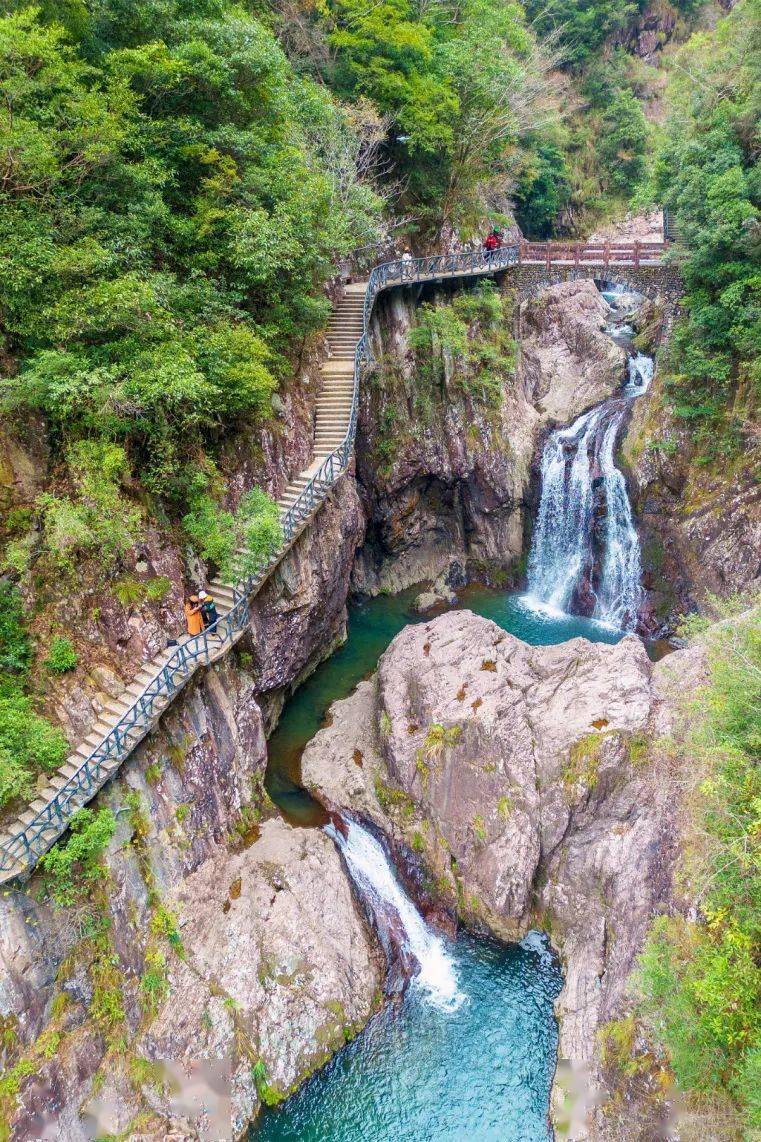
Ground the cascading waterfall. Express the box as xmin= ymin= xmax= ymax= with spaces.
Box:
xmin=326 ymin=817 xmax=463 ymax=1011
xmin=527 ymin=347 xmax=654 ymax=632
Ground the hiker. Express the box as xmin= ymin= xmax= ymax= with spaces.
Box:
xmin=199 ymin=589 xmax=219 ymax=631
xmin=184 ymin=594 xmax=204 ymax=637
xmin=493 ymin=228 xmax=504 ymax=248
xmin=483 ymin=230 xmax=499 ymax=261
xmin=401 ymin=247 xmax=413 ymax=263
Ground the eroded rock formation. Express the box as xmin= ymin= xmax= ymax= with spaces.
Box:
xmin=0 ymin=655 xmax=381 ymax=1139
xmin=353 ymin=279 xmax=627 ymax=595
xmin=302 ymin=608 xmax=707 ymax=1138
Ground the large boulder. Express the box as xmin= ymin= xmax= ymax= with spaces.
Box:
xmin=519 ymin=279 xmax=627 ymax=425
xmin=302 ymin=608 xmax=704 ymax=1138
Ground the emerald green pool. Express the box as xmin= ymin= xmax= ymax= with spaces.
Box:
xmin=265 ymin=587 xmax=624 ymax=826
xmin=256 ymin=587 xmax=627 ymax=1140
xmin=254 ymin=930 xmax=563 ymax=1142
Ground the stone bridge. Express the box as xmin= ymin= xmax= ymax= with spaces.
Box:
xmin=502 ymin=241 xmax=682 ymax=306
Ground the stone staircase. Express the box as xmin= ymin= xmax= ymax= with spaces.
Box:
xmin=0 ymin=284 xmax=368 ymax=883
xmin=0 ymin=238 xmax=675 ymax=882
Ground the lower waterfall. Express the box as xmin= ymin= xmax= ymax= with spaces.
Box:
xmin=527 ymin=351 xmax=653 ymax=632
xmin=326 ymin=817 xmax=462 ymax=1011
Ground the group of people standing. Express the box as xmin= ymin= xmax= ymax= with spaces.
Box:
xmin=183 ymin=590 xmax=219 ymax=637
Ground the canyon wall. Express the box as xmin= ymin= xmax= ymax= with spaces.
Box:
xmin=623 ymin=367 xmax=760 ymax=631
xmin=301 ymin=608 xmax=709 ymax=1139
xmin=0 ymin=487 xmax=377 ymax=1140
xmin=353 ymin=278 xmax=627 ymax=595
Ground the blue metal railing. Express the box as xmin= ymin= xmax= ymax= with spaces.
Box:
xmin=0 ymin=242 xmax=521 ymax=879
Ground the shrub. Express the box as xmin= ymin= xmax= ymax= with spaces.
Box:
xmin=0 ymin=582 xmax=31 ymax=682
xmin=637 ymin=612 xmax=761 ymax=1129
xmin=38 ymin=442 xmax=142 ymax=574
xmin=40 ymin=808 xmax=117 ymax=906
xmin=44 ymin=636 xmax=78 ymax=675
xmin=0 ymin=693 xmax=69 ymax=808
xmin=181 ymin=470 xmax=281 ymax=581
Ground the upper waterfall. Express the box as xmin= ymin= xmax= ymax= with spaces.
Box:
xmin=526 ymin=325 xmax=654 ymax=632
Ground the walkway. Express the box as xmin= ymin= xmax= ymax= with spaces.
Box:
xmin=0 ymin=240 xmax=670 ymax=883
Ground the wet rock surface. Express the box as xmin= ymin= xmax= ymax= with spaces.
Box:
xmin=302 ymin=608 xmax=707 ymax=1139
xmin=354 ymin=280 xmax=627 ymax=596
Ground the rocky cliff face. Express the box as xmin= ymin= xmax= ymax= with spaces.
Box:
xmin=302 ymin=608 xmax=706 ymax=1139
xmin=622 ymin=369 xmax=760 ymax=632
xmin=0 ymin=404 xmax=369 ymax=1139
xmin=0 ymin=643 xmax=381 ymax=1140
xmin=354 ymin=279 xmax=626 ymax=595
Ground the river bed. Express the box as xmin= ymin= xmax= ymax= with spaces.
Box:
xmin=255 ymin=585 xmax=624 ymax=1140
xmin=255 ymin=285 xmax=652 ymax=1139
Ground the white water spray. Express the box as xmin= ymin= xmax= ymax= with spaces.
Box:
xmin=526 ymin=343 xmax=654 ymax=632
xmin=326 ymin=818 xmax=463 ymax=1011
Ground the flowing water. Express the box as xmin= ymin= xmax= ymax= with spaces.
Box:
xmin=327 ymin=819 xmax=463 ymax=1011
xmin=527 ymin=312 xmax=654 ymax=631
xmin=253 ymin=285 xmax=654 ymax=1138
xmin=254 ymin=589 xmax=626 ymax=1141
xmin=255 ymin=818 xmax=561 ymax=1142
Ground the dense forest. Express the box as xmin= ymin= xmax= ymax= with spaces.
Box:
xmin=0 ymin=0 xmax=758 ymax=1135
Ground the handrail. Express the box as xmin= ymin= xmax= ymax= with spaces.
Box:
xmin=0 ymin=237 xmax=667 ymax=878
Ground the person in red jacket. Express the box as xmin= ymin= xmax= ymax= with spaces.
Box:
xmin=483 ymin=230 xmax=499 ymax=261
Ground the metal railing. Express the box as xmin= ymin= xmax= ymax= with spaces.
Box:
xmin=2 ymin=236 xmax=653 ymax=879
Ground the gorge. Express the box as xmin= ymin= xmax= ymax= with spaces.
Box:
xmin=1 ymin=0 xmax=758 ymax=1136
xmin=0 ymin=260 xmax=756 ymax=1142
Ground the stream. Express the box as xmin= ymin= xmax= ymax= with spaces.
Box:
xmin=253 ymin=285 xmax=653 ymax=1140
xmin=254 ymin=588 xmax=625 ymax=1142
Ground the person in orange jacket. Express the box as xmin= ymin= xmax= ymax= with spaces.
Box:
xmin=183 ymin=594 xmax=204 ymax=636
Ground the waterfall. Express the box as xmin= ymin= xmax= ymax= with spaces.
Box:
xmin=526 ymin=349 xmax=654 ymax=632
xmin=326 ymin=818 xmax=463 ymax=1011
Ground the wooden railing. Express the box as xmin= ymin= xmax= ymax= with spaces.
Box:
xmin=517 ymin=239 xmax=669 ymax=269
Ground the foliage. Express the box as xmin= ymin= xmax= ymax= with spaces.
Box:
xmin=0 ymin=581 xmax=31 ymax=682
xmin=598 ymin=88 xmax=649 ymax=194
xmin=408 ymin=282 xmax=515 ymax=408
xmin=44 ymin=636 xmax=78 ymax=675
xmin=236 ymin=488 xmax=284 ymax=580
xmin=514 ymin=139 xmax=572 ymax=239
xmin=37 ymin=441 xmax=142 ymax=573
xmin=252 ymin=1058 xmax=280 ymax=1107
xmin=0 ymin=691 xmax=69 ymax=808
xmin=637 ymin=611 xmax=761 ymax=1129
xmin=0 ymin=1 xmax=382 ymax=498
xmin=0 ymin=581 xmax=72 ymax=808
xmin=320 ymin=0 xmax=559 ymax=232
xmin=653 ymin=0 xmax=760 ymax=461
xmin=113 ymin=575 xmax=171 ymax=608
xmin=40 ymin=808 xmax=117 ymax=905
xmin=524 ymin=0 xmax=644 ymax=70
xmin=182 ymin=471 xmax=282 ymax=580
xmin=563 ymin=732 xmax=604 ymax=794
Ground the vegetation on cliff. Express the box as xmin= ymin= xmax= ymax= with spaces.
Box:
xmin=637 ymin=608 xmax=761 ymax=1132
xmin=653 ymin=0 xmax=759 ymax=463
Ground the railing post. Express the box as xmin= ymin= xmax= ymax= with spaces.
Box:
xmin=574 ymin=243 xmax=580 ymax=269
xmin=634 ymin=241 xmax=640 ymax=268
xmin=604 ymin=241 xmax=609 ymax=269
xmin=545 ymin=242 xmax=551 ymax=271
